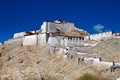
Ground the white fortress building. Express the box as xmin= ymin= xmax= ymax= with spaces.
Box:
xmin=38 ymin=20 xmax=75 ymax=46
xmin=3 ymin=20 xmax=116 ymax=47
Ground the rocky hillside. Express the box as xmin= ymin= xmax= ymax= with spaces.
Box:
xmin=0 ymin=38 xmax=120 ymax=80
xmin=88 ymin=38 xmax=120 ymax=62
xmin=0 ymin=43 xmax=93 ymax=80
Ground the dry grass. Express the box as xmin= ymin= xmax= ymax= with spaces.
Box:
xmin=75 ymin=73 xmax=109 ymax=80
xmin=65 ymin=28 xmax=88 ymax=37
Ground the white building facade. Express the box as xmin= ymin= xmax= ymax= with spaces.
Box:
xmin=61 ymin=36 xmax=84 ymax=47
xmin=3 ymin=20 xmax=116 ymax=47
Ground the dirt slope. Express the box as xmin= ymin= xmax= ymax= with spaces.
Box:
xmin=0 ymin=40 xmax=120 ymax=80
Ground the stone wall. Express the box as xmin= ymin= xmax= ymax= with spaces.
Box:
xmin=23 ymin=35 xmax=37 ymax=45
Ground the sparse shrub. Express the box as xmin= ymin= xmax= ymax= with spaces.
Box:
xmin=75 ymin=73 xmax=97 ymax=80
xmin=75 ymin=73 xmax=109 ymax=80
xmin=46 ymin=76 xmax=57 ymax=80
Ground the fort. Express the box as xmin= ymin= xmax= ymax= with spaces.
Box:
xmin=2 ymin=20 xmax=118 ymax=47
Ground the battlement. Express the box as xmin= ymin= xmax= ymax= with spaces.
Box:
xmin=84 ymin=31 xmax=115 ymax=41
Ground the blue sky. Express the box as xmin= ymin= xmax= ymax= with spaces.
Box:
xmin=0 ymin=0 xmax=120 ymax=42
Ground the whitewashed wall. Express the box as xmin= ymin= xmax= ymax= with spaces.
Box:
xmin=61 ymin=38 xmax=84 ymax=47
xmin=100 ymin=61 xmax=113 ymax=67
xmin=23 ymin=35 xmax=37 ymax=45
xmin=38 ymin=34 xmax=47 ymax=46
xmin=14 ymin=32 xmax=26 ymax=38
xmin=84 ymin=31 xmax=114 ymax=40
xmin=84 ymin=57 xmax=114 ymax=67
xmin=47 ymin=37 xmax=60 ymax=46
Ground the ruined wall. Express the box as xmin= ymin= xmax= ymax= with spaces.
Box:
xmin=23 ymin=35 xmax=37 ymax=45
